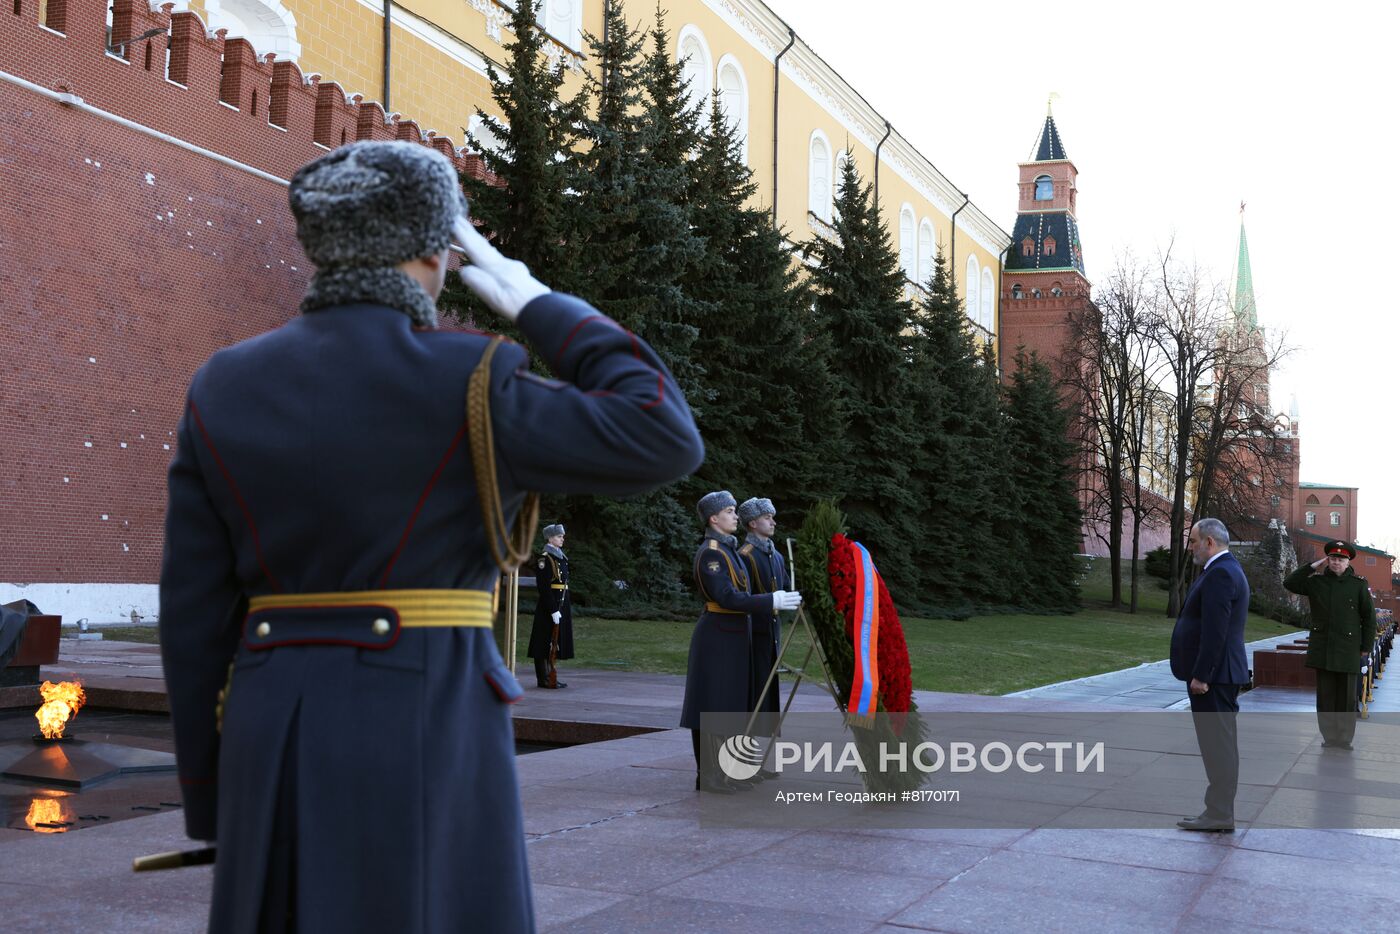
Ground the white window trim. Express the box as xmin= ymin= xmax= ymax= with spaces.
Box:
xmin=540 ymin=0 xmax=584 ymax=53
xmin=715 ymin=54 xmax=750 ymax=165
xmin=204 ymin=0 xmax=302 ymax=61
xmin=965 ymin=255 xmax=981 ymax=321
xmin=676 ymin=24 xmax=713 ymax=111
xmin=809 ymin=128 xmax=833 ymax=222
xmin=980 ymin=266 xmax=995 ymax=332
xmin=918 ymin=217 xmax=936 ymax=285
xmin=898 ymin=204 xmax=917 ymax=283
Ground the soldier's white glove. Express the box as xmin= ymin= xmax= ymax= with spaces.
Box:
xmin=451 ymin=217 xmax=549 ymax=322
xmin=551 ymin=611 xmax=562 ymax=625
xmin=772 ymin=590 xmax=802 ymax=611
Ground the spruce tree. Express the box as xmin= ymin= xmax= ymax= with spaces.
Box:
xmin=912 ymin=255 xmax=1012 ymax=610
xmin=803 ymin=158 xmax=922 ymax=599
xmin=543 ymin=1 xmax=705 ymax=607
xmin=1003 ymin=350 xmax=1083 ymax=610
xmin=683 ymin=93 xmax=834 ymax=527
xmin=439 ymin=0 xmax=577 ymax=324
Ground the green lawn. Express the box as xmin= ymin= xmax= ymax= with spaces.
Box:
xmin=522 ymin=557 xmax=1298 ymax=695
xmin=98 ymin=558 xmax=1300 ymax=696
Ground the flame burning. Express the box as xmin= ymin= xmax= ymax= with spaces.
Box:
xmin=24 ymin=797 xmax=72 ymax=833
xmin=35 ymin=680 xmax=86 ymax=739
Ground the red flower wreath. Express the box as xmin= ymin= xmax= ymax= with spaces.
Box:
xmin=826 ymin=533 xmax=913 ymax=714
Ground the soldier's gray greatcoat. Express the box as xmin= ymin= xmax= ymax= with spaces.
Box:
xmin=159 ymin=294 xmax=702 ymax=933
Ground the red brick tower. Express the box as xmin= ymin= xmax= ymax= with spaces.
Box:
xmin=999 ymin=111 xmax=1091 ymax=372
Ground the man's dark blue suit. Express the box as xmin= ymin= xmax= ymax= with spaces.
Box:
xmin=1170 ymin=550 xmax=1251 ymax=823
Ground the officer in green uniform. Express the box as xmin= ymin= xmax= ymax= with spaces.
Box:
xmin=1283 ymin=540 xmax=1378 ymax=749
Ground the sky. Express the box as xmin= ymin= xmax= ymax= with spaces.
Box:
xmin=765 ymin=0 xmax=1399 ymax=552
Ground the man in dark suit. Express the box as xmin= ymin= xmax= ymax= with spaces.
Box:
xmin=1170 ymin=517 xmax=1251 ymax=832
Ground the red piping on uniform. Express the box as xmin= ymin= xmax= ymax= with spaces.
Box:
xmin=554 ymin=315 xmax=619 ymax=364
xmin=553 ymin=317 xmax=665 ymax=408
xmin=379 ymin=420 xmax=469 ymax=587
xmin=189 ymin=400 xmax=282 ymax=593
xmin=642 ymin=373 xmax=665 ymax=410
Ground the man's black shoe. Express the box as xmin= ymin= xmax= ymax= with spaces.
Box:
xmin=1322 ymin=741 xmax=1352 ymax=749
xmin=1176 ymin=815 xmax=1235 ymax=833
xmin=536 ymin=682 xmax=568 ymax=689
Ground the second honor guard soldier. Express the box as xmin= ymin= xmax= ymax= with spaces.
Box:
xmin=528 ymin=524 xmax=573 ymax=688
xmin=680 ymin=492 xmax=801 ymax=793
xmin=158 ymin=141 xmax=703 ymax=933
xmin=738 ymin=497 xmax=789 ymax=722
xmin=1284 ymin=540 xmax=1378 ymax=749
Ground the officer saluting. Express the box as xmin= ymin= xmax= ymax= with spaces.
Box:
xmin=528 ymin=524 xmax=573 ymax=688
xmin=680 ymin=492 xmax=801 ymax=793
xmin=737 ymin=497 xmax=789 ymax=722
xmin=1284 ymin=540 xmax=1378 ymax=750
xmin=158 ymin=141 xmax=703 ymax=933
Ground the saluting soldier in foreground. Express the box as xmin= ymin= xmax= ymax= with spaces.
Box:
xmin=737 ymin=497 xmax=788 ymax=726
xmin=159 ymin=141 xmax=703 ymax=933
xmin=680 ymin=492 xmax=800 ymax=793
xmin=528 ymin=523 xmax=573 ymax=688
xmin=1284 ymin=540 xmax=1378 ymax=750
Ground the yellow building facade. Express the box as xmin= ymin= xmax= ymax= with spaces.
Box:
xmin=184 ymin=0 xmax=1008 ymax=335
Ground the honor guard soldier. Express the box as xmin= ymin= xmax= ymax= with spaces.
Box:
xmin=528 ymin=524 xmax=573 ymax=688
xmin=680 ymin=492 xmax=801 ymax=793
xmin=737 ymin=497 xmax=789 ymax=724
xmin=159 ymin=141 xmax=703 ymax=933
xmin=1284 ymin=540 xmax=1378 ymax=750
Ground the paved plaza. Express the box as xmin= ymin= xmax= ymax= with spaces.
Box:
xmin=2 ymin=637 xmax=1399 ymax=932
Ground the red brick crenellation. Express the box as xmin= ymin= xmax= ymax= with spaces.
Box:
xmin=2 ymin=0 xmax=482 ymax=178
xmin=0 ymin=0 xmax=506 ymax=584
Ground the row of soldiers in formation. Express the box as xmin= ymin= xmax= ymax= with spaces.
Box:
xmin=681 ymin=492 xmax=803 ymax=793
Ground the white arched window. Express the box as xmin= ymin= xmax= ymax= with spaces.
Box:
xmin=676 ymin=25 xmax=712 ymax=110
xmin=1306 ymin=511 xmax=1316 ymax=526
xmin=204 ymin=0 xmax=301 ymax=60
xmin=965 ymin=255 xmax=980 ymax=321
xmin=980 ymin=267 xmax=995 ymax=331
xmin=809 ymin=130 xmax=832 ymax=221
xmin=1034 ymin=174 xmax=1054 ymax=201
xmin=899 ymin=205 xmax=917 ymax=282
xmin=716 ymin=55 xmax=749 ymax=164
xmin=918 ymin=218 xmax=935 ymax=285
xmin=1330 ymin=512 xmax=1341 ymax=527
xmin=541 ymin=0 xmax=583 ymax=50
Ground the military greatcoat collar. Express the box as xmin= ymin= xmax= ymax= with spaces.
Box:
xmin=544 ymin=544 xmax=566 ymax=560
xmin=745 ymin=533 xmax=775 ymax=555
xmin=704 ymin=529 xmax=739 ymax=551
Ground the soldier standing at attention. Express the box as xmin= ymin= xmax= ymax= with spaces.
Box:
xmin=737 ymin=497 xmax=788 ymax=723
xmin=1284 ymin=540 xmax=1378 ymax=750
xmin=528 ymin=524 xmax=572 ymax=688
xmin=681 ymin=492 xmax=801 ymax=793
xmin=159 ymin=140 xmax=703 ymax=933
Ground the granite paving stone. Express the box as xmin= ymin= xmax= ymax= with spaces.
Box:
xmin=652 ymin=855 xmax=937 ymax=921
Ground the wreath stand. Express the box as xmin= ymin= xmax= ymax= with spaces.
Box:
xmin=740 ymin=605 xmax=849 ymax=771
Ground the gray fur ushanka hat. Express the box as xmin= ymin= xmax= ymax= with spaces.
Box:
xmin=289 ymin=141 xmax=466 ymax=269
xmin=542 ymin=524 xmax=566 ymax=539
xmin=697 ymin=491 xmax=737 ymax=524
xmin=738 ymin=497 xmax=775 ymax=526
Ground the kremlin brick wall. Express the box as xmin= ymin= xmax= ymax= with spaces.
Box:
xmin=1 ymin=0 xmax=483 ymax=618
